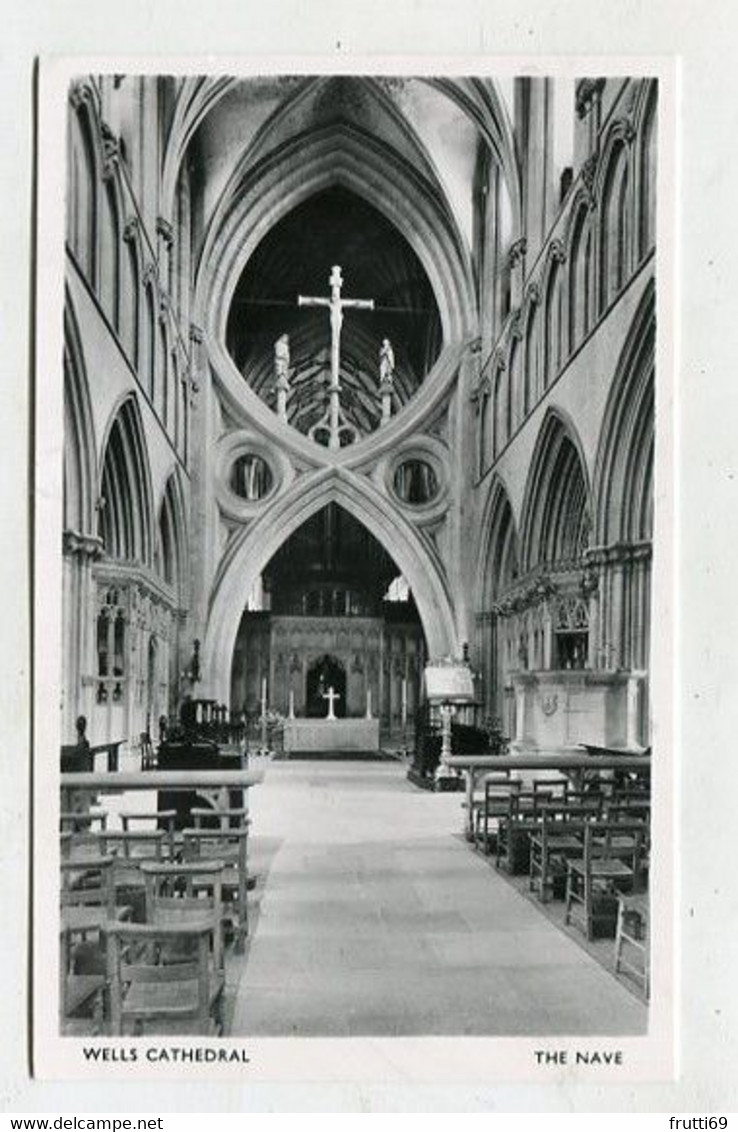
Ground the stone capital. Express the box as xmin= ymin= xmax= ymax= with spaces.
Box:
xmin=492 ymin=346 xmax=507 ymax=372
xmin=525 ymin=281 xmax=541 ymax=307
xmin=617 ymin=116 xmax=637 ymax=144
xmin=507 ymin=237 xmax=527 ymax=269
xmin=69 ymin=80 xmax=95 ymax=112
xmin=63 ymin=529 xmax=104 ymax=560
xmin=575 ymin=78 xmax=605 ymax=119
xmin=156 ymin=216 xmax=174 ymax=247
xmin=549 ymin=238 xmax=566 ymax=264
xmin=100 ymin=122 xmax=120 ymax=181
xmin=123 ymin=216 xmax=139 ymax=244
xmin=584 ymin=540 xmax=653 ymax=568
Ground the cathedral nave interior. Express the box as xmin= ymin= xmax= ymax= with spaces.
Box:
xmin=58 ymin=72 xmax=657 ymax=1037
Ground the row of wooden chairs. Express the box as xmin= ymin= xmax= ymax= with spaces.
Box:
xmin=471 ymin=772 xmax=651 ymax=993
xmin=59 ymin=807 xmax=252 ymax=1035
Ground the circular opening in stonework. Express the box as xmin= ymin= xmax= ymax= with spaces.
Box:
xmin=230 ymin=454 xmax=274 ymax=501
xmin=393 ymin=459 xmax=439 ymax=505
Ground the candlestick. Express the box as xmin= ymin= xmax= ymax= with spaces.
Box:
xmin=365 ymin=687 xmax=373 ymax=719
xmin=401 ymin=677 xmax=408 ymax=727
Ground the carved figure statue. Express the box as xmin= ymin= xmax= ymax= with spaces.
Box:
xmin=274 ymin=334 xmax=290 ymax=389
xmin=379 ymin=338 xmax=395 ymax=388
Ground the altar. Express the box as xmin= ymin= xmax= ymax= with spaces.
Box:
xmin=282 ymin=717 xmax=380 ymax=753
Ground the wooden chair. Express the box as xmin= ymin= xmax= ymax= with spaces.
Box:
xmin=139 ymin=731 xmax=156 ymax=771
xmin=59 ymin=925 xmax=106 ymax=1036
xmin=191 ymin=806 xmax=249 ymax=830
xmin=495 ymin=785 xmax=563 ymax=873
xmin=529 ymin=806 xmax=594 ymax=903
xmin=120 ymin=811 xmax=178 ymax=858
xmin=472 ymin=774 xmax=515 ymax=854
xmin=603 ymin=795 xmax=652 ymax=823
xmin=183 ymin=826 xmax=250 ymax=950
xmin=565 ymin=821 xmax=645 ymax=940
xmin=614 ymin=891 xmax=650 ymax=996
xmin=60 ymin=811 xmax=108 ymax=834
xmin=140 ymin=860 xmax=226 ymax=974
xmin=98 ymin=831 xmax=169 ymax=906
xmin=60 ymin=856 xmax=132 ymax=936
xmin=105 ymin=921 xmax=223 ymax=1036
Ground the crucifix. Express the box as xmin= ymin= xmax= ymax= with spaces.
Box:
xmin=322 ymin=685 xmax=341 ymax=721
xmin=298 ymin=265 xmax=374 ymax=449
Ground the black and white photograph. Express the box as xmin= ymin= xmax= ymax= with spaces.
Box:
xmin=32 ymin=58 xmax=675 ymax=1081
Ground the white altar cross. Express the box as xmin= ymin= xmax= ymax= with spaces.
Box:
xmin=298 ymin=265 xmax=374 ymax=449
xmin=322 ymin=685 xmax=341 ymax=721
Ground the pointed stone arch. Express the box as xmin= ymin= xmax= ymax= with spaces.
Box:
xmin=201 ymin=470 xmax=459 ymax=701
xmin=160 ymin=75 xmax=522 ymax=238
xmin=155 ymin=467 xmax=189 ymax=600
xmin=63 ymin=292 xmax=97 ymax=536
xmin=476 ymin=473 xmax=520 ymax=611
xmin=593 ymin=281 xmax=655 ymax=546
xmin=567 ymin=198 xmax=594 ymax=351
xmin=196 ymin=123 xmax=476 ymax=351
xmin=519 ymin=407 xmax=592 ymax=574
xmin=97 ymin=394 xmax=154 ymax=566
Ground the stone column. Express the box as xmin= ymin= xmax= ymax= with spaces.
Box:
xmin=156 ymin=217 xmax=174 ymax=298
xmin=62 ymin=531 xmax=103 ymax=740
xmin=516 ymin=77 xmax=555 ymax=266
xmin=508 ymin=237 xmax=527 ymax=310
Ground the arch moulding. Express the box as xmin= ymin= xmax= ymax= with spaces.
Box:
xmin=200 ymin=469 xmax=460 ymax=703
xmin=192 ymin=127 xmax=477 ymax=469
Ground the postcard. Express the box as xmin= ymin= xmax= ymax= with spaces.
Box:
xmin=33 ymin=53 xmax=676 ymax=1086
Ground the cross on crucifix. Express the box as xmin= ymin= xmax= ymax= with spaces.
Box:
xmin=298 ymin=265 xmax=374 ymax=450
xmin=322 ymin=685 xmax=341 ymax=721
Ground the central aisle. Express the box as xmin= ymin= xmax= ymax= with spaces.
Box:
xmin=230 ymin=759 xmax=647 ymax=1036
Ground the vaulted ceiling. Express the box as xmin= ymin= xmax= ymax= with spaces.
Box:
xmin=164 ymin=74 xmax=520 ymax=441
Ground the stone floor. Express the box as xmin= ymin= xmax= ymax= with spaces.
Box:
xmin=227 ymin=758 xmax=647 ymax=1037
